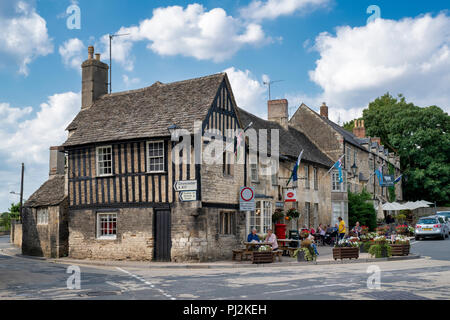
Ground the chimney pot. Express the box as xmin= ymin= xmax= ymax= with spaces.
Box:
xmin=95 ymin=53 xmax=101 ymax=61
xmin=320 ymin=102 xmax=328 ymax=119
xmin=49 ymin=146 xmax=65 ymax=176
xmin=88 ymin=46 xmax=94 ymax=59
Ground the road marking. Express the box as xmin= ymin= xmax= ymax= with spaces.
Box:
xmin=115 ymin=267 xmax=176 ymax=300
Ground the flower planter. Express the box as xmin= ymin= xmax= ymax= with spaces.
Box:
xmin=390 ymin=244 xmax=410 ymax=256
xmin=252 ymin=251 xmax=273 ymax=264
xmin=333 ymin=247 xmax=359 ymax=260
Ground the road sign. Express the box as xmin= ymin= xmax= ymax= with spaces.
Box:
xmin=179 ymin=191 xmax=197 ymax=202
xmin=174 ymin=180 xmax=197 ymax=192
xmin=284 ymin=189 xmax=297 ymax=202
xmin=240 ymin=187 xmax=255 ymax=211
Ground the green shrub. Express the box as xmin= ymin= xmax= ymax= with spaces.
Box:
xmin=368 ymin=244 xmax=392 ymax=258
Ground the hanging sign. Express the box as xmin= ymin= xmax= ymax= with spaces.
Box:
xmin=174 ymin=180 xmax=198 ymax=192
xmin=382 ymin=175 xmax=395 ymax=187
xmin=284 ymin=189 xmax=297 ymax=202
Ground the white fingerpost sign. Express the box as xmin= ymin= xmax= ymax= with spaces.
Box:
xmin=240 ymin=187 xmax=255 ymax=211
xmin=179 ymin=191 xmax=197 ymax=202
xmin=174 ymin=180 xmax=198 ymax=192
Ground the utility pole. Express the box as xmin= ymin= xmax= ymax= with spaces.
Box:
xmin=19 ymin=163 xmax=24 ymax=222
xmin=109 ymin=33 xmax=130 ymax=94
xmin=263 ymin=80 xmax=284 ymax=101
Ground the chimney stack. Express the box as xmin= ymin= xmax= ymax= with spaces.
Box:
xmin=82 ymin=46 xmax=109 ymax=109
xmin=49 ymin=146 xmax=65 ymax=177
xmin=320 ymin=102 xmax=328 ymax=119
xmin=371 ymin=137 xmax=381 ymax=146
xmin=353 ymin=119 xmax=366 ymax=138
xmin=268 ymin=99 xmax=288 ymax=130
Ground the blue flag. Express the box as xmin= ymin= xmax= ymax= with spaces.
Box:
xmin=375 ymin=165 xmax=384 ymax=186
xmin=333 ymin=159 xmax=343 ymax=184
xmin=286 ymin=150 xmax=303 ymax=186
xmin=394 ymin=175 xmax=402 ymax=184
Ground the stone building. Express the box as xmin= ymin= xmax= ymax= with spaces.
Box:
xmin=237 ymin=100 xmax=334 ymax=233
xmin=22 ymin=147 xmax=69 ymax=258
xmin=289 ymin=103 xmax=402 ymax=225
xmin=61 ymin=46 xmax=246 ymax=262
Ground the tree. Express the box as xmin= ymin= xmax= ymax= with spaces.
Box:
xmin=0 ymin=203 xmax=20 ymax=231
xmin=362 ymin=93 xmax=450 ymax=205
xmin=343 ymin=119 xmax=356 ymax=133
xmin=348 ymin=190 xmax=377 ymax=231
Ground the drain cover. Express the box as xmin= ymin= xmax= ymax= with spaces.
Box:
xmin=85 ymin=291 xmax=120 ymax=297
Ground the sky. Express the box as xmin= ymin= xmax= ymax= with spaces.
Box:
xmin=0 ymin=0 xmax=449 ymax=212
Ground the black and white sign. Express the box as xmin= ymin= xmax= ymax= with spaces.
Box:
xmin=174 ymin=180 xmax=198 ymax=192
xmin=240 ymin=187 xmax=255 ymax=211
xmin=179 ymin=191 xmax=197 ymax=202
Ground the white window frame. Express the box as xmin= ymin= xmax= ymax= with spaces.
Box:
xmin=250 ymin=163 xmax=258 ymax=182
xmin=96 ymin=145 xmax=113 ymax=177
xmin=313 ymin=167 xmax=318 ymax=190
xmin=37 ymin=208 xmax=49 ymax=225
xmin=249 ymin=201 xmax=272 ymax=234
xmin=332 ymin=170 xmax=347 ymax=192
xmin=304 ymin=165 xmax=310 ymax=189
xmin=96 ymin=213 xmax=117 ymax=240
xmin=345 ymin=147 xmax=351 ymax=170
xmin=147 ymin=141 xmax=165 ymax=173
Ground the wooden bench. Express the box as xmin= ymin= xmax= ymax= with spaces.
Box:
xmin=272 ymin=250 xmax=283 ymax=262
xmin=232 ymin=249 xmax=243 ymax=261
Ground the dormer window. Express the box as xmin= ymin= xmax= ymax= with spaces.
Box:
xmin=96 ymin=146 xmax=113 ymax=177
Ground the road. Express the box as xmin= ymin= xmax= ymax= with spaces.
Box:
xmin=1 ymin=235 xmax=450 ymax=300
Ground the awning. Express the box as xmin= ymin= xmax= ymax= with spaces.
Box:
xmin=382 ymin=202 xmax=408 ymax=211
xmin=402 ymin=201 xmax=431 ymax=210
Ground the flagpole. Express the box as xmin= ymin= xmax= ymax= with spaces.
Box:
xmin=326 ymin=154 xmax=345 ymax=175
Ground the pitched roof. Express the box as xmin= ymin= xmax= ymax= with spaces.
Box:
xmin=236 ymin=108 xmax=333 ymax=167
xmin=63 ymin=73 xmax=227 ymax=147
xmin=24 ymin=175 xmax=66 ymax=208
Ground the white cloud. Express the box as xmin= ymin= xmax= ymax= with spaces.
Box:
xmin=100 ymin=4 xmax=269 ymax=70
xmin=306 ymin=13 xmax=450 ymax=113
xmin=224 ymin=67 xmax=268 ymax=118
xmin=241 ymin=0 xmax=331 ymax=22
xmin=0 ymin=92 xmax=81 ymax=164
xmin=122 ymin=75 xmax=141 ymax=88
xmin=0 ymin=1 xmax=53 ymax=75
xmin=59 ymin=38 xmax=85 ymax=72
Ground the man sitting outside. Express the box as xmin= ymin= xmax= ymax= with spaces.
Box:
xmin=265 ymin=229 xmax=279 ymax=251
xmin=247 ymin=228 xmax=260 ymax=243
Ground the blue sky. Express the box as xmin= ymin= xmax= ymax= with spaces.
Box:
xmin=0 ymin=0 xmax=449 ymax=211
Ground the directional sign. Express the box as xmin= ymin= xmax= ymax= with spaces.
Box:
xmin=240 ymin=187 xmax=255 ymax=211
xmin=174 ymin=180 xmax=197 ymax=192
xmin=179 ymin=191 xmax=197 ymax=202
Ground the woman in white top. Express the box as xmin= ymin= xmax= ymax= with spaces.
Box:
xmin=265 ymin=229 xmax=279 ymax=251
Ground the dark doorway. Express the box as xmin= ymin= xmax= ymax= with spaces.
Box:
xmin=153 ymin=209 xmax=171 ymax=261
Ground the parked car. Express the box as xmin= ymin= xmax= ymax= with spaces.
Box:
xmin=437 ymin=211 xmax=450 ymax=235
xmin=415 ymin=216 xmax=449 ymax=240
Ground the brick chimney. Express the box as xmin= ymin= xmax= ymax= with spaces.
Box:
xmin=268 ymin=99 xmax=288 ymax=130
xmin=353 ymin=119 xmax=366 ymax=138
xmin=371 ymin=137 xmax=381 ymax=146
xmin=49 ymin=146 xmax=65 ymax=177
xmin=81 ymin=46 xmax=109 ymax=109
xmin=320 ymin=102 xmax=328 ymax=119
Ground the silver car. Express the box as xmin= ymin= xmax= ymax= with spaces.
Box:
xmin=437 ymin=211 xmax=450 ymax=235
xmin=415 ymin=216 xmax=449 ymax=240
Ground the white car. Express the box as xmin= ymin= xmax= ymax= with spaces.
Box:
xmin=415 ymin=216 xmax=449 ymax=240
xmin=437 ymin=211 xmax=450 ymax=235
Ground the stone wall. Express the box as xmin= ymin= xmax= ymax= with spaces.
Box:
xmin=22 ymin=200 xmax=69 ymax=258
xmin=10 ymin=221 xmax=22 ymax=247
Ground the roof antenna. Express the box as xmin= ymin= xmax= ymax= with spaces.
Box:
xmin=263 ymin=80 xmax=284 ymax=100
xmin=109 ymin=33 xmax=130 ymax=94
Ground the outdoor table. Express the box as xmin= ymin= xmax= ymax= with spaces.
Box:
xmin=243 ymin=242 xmax=272 ymax=251
xmin=277 ymin=239 xmax=301 ymax=256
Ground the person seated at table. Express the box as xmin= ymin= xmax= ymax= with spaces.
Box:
xmin=318 ymin=224 xmax=326 ymax=245
xmin=307 ymin=234 xmax=320 ymax=256
xmin=247 ymin=228 xmax=260 ymax=243
xmin=310 ymin=227 xmax=316 ymax=235
xmin=352 ymin=221 xmax=362 ymax=237
xmin=265 ymin=229 xmax=279 ymax=251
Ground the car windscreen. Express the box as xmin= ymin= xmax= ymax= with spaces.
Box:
xmin=418 ymin=219 xmax=437 ymax=225
xmin=437 ymin=212 xmax=450 ymax=217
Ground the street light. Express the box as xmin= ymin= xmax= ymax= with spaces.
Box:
xmin=351 ymin=162 xmax=358 ymax=176
xmin=167 ymin=124 xmax=180 ymax=141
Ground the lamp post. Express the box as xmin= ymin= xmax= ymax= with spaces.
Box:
xmin=351 ymin=162 xmax=358 ymax=176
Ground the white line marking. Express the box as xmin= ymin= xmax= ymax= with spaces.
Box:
xmin=115 ymin=267 xmax=176 ymax=300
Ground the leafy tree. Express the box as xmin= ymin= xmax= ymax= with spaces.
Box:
xmin=362 ymin=93 xmax=450 ymax=205
xmin=343 ymin=119 xmax=355 ymax=133
xmin=348 ymin=190 xmax=377 ymax=231
xmin=0 ymin=203 xmax=20 ymax=231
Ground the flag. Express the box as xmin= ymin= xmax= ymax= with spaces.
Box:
xmin=375 ymin=165 xmax=384 ymax=186
xmin=333 ymin=158 xmax=343 ymax=184
xmin=394 ymin=175 xmax=402 ymax=184
xmin=286 ymin=150 xmax=303 ymax=186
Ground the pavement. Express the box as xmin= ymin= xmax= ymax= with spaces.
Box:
xmin=1 ymin=235 xmax=449 ymax=300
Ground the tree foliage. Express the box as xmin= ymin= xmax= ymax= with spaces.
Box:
xmin=348 ymin=190 xmax=377 ymax=231
xmin=362 ymin=93 xmax=450 ymax=205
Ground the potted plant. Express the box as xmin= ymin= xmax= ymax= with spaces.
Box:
xmin=333 ymin=239 xmax=360 ymax=260
xmin=299 ymin=229 xmax=310 ymax=239
xmin=361 ymin=226 xmax=369 ymax=235
xmin=368 ymin=236 xmax=391 ymax=258
xmin=395 ymin=224 xmax=408 ymax=235
xmin=252 ymin=245 xmax=273 ymax=264
xmin=272 ymin=209 xmax=285 ymax=224
xmin=286 ymin=208 xmax=300 ymax=221
xmin=293 ymin=239 xmax=317 ymax=262
xmin=376 ymin=225 xmax=389 ymax=236
xmin=389 ymin=235 xmax=410 ymax=256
